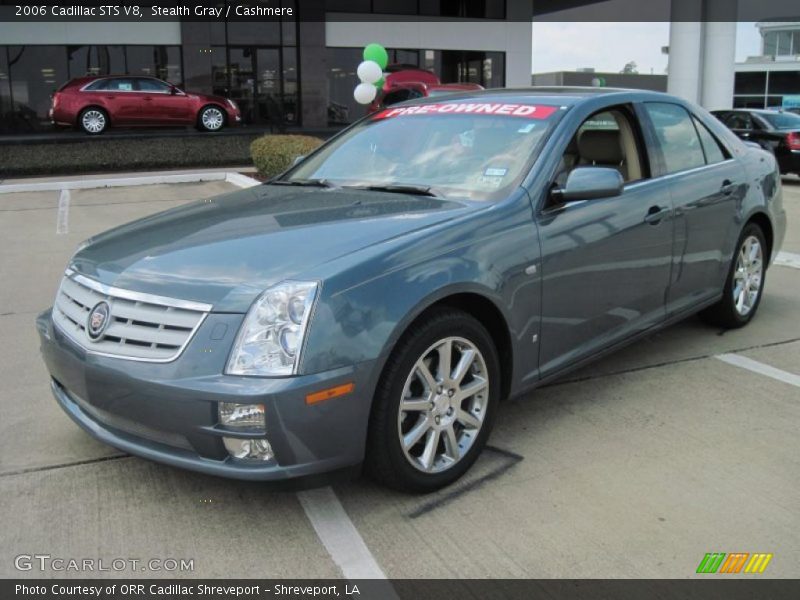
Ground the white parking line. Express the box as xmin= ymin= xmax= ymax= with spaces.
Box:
xmin=297 ymin=486 xmax=391 ymax=581
xmin=0 ymin=170 xmax=260 ymax=194
xmin=716 ymin=353 xmax=800 ymax=388
xmin=775 ymin=251 xmax=800 ymax=269
xmin=56 ymin=189 xmax=70 ymax=234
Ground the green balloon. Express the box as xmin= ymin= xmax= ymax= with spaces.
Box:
xmin=363 ymin=44 xmax=388 ymax=70
xmin=374 ymin=77 xmax=385 ymax=89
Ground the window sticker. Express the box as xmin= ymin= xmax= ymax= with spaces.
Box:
xmin=373 ymin=103 xmax=558 ymax=120
xmin=517 ymin=123 xmax=537 ymax=133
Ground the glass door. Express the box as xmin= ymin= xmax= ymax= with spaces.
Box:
xmin=227 ymin=47 xmax=282 ymax=126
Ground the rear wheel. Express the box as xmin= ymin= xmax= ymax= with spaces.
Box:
xmin=79 ymin=108 xmax=108 ymax=135
xmin=366 ymin=308 xmax=500 ymax=493
xmin=700 ymin=223 xmax=767 ymax=328
xmin=198 ymin=105 xmax=225 ymax=132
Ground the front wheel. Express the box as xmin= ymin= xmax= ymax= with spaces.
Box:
xmin=366 ymin=308 xmax=500 ymax=493
xmin=700 ymin=223 xmax=767 ymax=328
xmin=197 ymin=106 xmax=225 ymax=132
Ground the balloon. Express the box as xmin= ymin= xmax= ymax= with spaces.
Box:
xmin=353 ymin=82 xmax=377 ymax=104
xmin=374 ymin=77 xmax=385 ymax=89
xmin=357 ymin=60 xmax=382 ymax=84
xmin=363 ymin=43 xmax=388 ymax=70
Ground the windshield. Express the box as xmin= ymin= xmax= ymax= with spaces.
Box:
xmin=759 ymin=111 xmax=800 ymax=130
xmin=285 ymin=101 xmax=562 ymax=201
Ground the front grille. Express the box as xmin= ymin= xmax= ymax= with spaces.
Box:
xmin=52 ymin=269 xmax=210 ymax=362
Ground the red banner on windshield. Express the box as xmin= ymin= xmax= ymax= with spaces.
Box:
xmin=373 ymin=103 xmax=558 ymax=120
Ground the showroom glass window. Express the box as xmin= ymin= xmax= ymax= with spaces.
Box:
xmin=326 ymin=48 xmax=505 ymax=126
xmin=5 ymin=46 xmax=68 ymax=132
xmin=67 ymin=46 xmax=126 ymax=78
xmin=0 ymin=48 xmax=10 ymax=132
xmin=643 ymin=102 xmax=708 ymax=175
xmin=204 ymin=0 xmax=299 ymax=126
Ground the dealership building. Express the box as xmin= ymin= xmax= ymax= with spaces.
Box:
xmin=0 ymin=0 xmax=535 ymax=133
xmin=734 ymin=21 xmax=800 ymax=109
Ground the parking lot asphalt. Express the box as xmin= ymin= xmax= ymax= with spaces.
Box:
xmin=0 ymin=177 xmax=798 ymax=579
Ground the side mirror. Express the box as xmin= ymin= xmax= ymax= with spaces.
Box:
xmin=171 ymin=86 xmax=184 ymax=96
xmin=292 ymin=155 xmax=305 ymax=166
xmin=552 ymin=167 xmax=624 ymax=202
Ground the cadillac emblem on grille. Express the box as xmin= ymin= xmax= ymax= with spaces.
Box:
xmin=86 ymin=301 xmax=111 ymax=341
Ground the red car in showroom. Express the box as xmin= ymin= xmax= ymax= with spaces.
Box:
xmin=50 ymin=76 xmax=241 ymax=134
xmin=368 ymin=65 xmax=484 ymax=113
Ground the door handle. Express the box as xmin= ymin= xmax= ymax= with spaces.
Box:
xmin=720 ymin=179 xmax=736 ymax=195
xmin=644 ymin=205 xmax=670 ymax=225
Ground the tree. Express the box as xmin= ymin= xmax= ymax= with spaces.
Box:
xmin=620 ymin=61 xmax=639 ymax=74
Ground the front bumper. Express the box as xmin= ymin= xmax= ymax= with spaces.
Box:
xmin=37 ymin=309 xmax=374 ymax=482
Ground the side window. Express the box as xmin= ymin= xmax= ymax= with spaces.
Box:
xmin=553 ymin=106 xmax=646 ymax=188
xmin=382 ymin=88 xmax=424 ymax=106
xmin=725 ymin=112 xmax=752 ymax=130
xmin=692 ymin=116 xmax=728 ymax=165
xmin=105 ymin=78 xmax=135 ymax=92
xmin=137 ymin=78 xmax=171 ymax=93
xmin=644 ymin=102 xmax=706 ymax=175
xmin=84 ymin=79 xmax=108 ymax=91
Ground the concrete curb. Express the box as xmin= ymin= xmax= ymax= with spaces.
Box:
xmin=0 ymin=170 xmax=261 ymax=194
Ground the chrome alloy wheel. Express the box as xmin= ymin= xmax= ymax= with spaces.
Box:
xmin=82 ymin=110 xmax=105 ymax=133
xmin=201 ymin=107 xmax=224 ymax=130
xmin=733 ymin=235 xmax=764 ymax=316
xmin=397 ymin=337 xmax=489 ymax=473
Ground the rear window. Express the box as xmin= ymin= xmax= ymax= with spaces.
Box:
xmin=82 ymin=79 xmax=108 ymax=91
xmin=758 ymin=111 xmax=800 ymax=130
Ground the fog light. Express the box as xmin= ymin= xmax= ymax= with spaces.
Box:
xmin=219 ymin=402 xmax=265 ymax=430
xmin=223 ymin=437 xmax=274 ymax=461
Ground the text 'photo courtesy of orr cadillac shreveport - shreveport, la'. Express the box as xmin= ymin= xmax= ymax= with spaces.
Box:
xmin=38 ymin=88 xmax=785 ymax=493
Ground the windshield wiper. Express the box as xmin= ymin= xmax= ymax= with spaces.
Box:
xmin=344 ymin=184 xmax=440 ymax=198
xmin=268 ymin=178 xmax=333 ymax=188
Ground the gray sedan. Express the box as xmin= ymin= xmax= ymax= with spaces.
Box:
xmin=37 ymin=88 xmax=786 ymax=492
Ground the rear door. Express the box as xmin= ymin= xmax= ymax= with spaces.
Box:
xmin=99 ymin=77 xmax=144 ymax=124
xmin=641 ymin=102 xmax=745 ymax=315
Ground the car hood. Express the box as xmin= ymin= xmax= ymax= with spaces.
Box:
xmin=70 ymin=185 xmax=479 ymax=312
xmin=190 ymin=91 xmax=229 ymax=105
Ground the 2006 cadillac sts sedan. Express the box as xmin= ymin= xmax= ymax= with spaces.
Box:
xmin=38 ymin=88 xmax=786 ymax=492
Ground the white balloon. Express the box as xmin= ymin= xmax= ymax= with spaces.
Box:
xmin=353 ymin=82 xmax=377 ymax=104
xmin=356 ymin=60 xmax=382 ymax=84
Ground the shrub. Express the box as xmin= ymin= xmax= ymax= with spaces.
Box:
xmin=250 ymin=134 xmax=323 ymax=178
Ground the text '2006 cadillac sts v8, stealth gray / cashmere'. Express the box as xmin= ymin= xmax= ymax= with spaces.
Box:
xmin=37 ymin=88 xmax=786 ymax=492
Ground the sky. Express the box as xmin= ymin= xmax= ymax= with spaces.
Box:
xmin=531 ymin=22 xmax=762 ymax=75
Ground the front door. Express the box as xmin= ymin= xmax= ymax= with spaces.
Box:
xmin=537 ymin=106 xmax=675 ymax=378
xmin=227 ymin=47 xmax=282 ymax=125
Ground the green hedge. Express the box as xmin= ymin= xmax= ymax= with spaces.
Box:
xmin=0 ymin=134 xmax=259 ymax=178
xmin=250 ymin=134 xmax=323 ymax=178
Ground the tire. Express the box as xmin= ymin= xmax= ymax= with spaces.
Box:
xmin=365 ymin=308 xmax=501 ymax=493
xmin=79 ymin=108 xmax=108 ymax=135
xmin=700 ymin=223 xmax=767 ymax=328
xmin=197 ymin=105 xmax=225 ymax=132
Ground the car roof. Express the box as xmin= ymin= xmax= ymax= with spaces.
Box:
xmin=714 ymin=108 xmax=786 ymax=115
xmin=402 ymin=86 xmax=675 ymax=107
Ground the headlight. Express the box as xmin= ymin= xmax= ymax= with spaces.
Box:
xmin=226 ymin=281 xmax=319 ymax=376
xmin=227 ymin=98 xmax=238 ymax=110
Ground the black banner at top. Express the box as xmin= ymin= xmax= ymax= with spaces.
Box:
xmin=1 ymin=0 xmax=799 ymax=22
